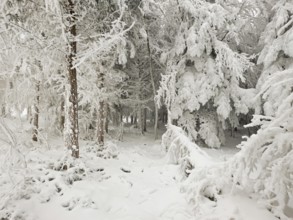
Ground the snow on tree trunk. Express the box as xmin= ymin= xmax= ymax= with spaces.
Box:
xmin=64 ymin=0 xmax=79 ymax=158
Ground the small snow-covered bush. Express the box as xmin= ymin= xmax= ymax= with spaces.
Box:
xmin=181 ymin=163 xmax=228 ymax=214
xmin=162 ymin=124 xmax=228 ymax=216
xmin=162 ymin=124 xmax=211 ymax=177
xmin=97 ymin=141 xmax=119 ymax=159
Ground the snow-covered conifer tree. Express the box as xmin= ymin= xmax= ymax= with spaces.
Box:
xmin=228 ymin=1 xmax=293 ymax=218
xmin=157 ymin=0 xmax=252 ymax=148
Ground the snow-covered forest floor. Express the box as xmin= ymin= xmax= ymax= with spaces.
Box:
xmin=0 ymin=119 xmax=279 ymax=220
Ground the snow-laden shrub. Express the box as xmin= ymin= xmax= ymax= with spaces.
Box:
xmin=181 ymin=163 xmax=228 ymax=215
xmin=162 ymin=124 xmax=211 ymax=177
xmin=97 ymin=141 xmax=119 ymax=159
xmin=163 ymin=124 xmax=229 ymax=216
xmin=177 ymin=111 xmax=225 ymax=148
xmin=197 ymin=113 xmax=225 ymax=149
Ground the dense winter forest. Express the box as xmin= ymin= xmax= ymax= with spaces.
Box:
xmin=0 ymin=0 xmax=292 ymax=219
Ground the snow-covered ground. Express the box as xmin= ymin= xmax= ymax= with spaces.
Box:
xmin=0 ymin=121 xmax=279 ymax=220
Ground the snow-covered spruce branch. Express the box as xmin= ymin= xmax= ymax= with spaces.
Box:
xmin=227 ymin=108 xmax=293 ymax=220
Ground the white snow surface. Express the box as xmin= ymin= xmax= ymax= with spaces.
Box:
xmin=0 ymin=123 xmax=278 ymax=220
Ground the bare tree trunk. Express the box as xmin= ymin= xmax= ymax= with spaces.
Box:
xmin=146 ymin=29 xmax=158 ymax=139
xmin=32 ymin=82 xmax=40 ymax=142
xmin=64 ymin=0 xmax=79 ymax=158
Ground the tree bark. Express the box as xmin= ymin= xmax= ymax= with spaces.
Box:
xmin=64 ymin=0 xmax=79 ymax=158
xmin=32 ymin=81 xmax=40 ymax=142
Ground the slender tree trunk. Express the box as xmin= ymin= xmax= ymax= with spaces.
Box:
xmin=104 ymin=102 xmax=109 ymax=134
xmin=60 ymin=100 xmax=65 ymax=131
xmin=97 ymin=101 xmax=105 ymax=146
xmin=164 ymin=109 xmax=168 ymax=124
xmin=119 ymin=105 xmax=123 ymax=124
xmin=146 ymin=29 xmax=158 ymax=139
xmin=32 ymin=82 xmax=40 ymax=142
xmin=97 ymin=72 xmax=105 ymax=146
xmin=230 ymin=127 xmax=234 ymax=137
xmin=143 ymin=108 xmax=147 ymax=132
xmin=64 ymin=0 xmax=79 ymax=158
xmin=139 ymin=107 xmax=144 ymax=134
xmin=137 ymin=82 xmax=144 ymax=134
xmin=134 ymin=114 xmax=137 ymax=127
